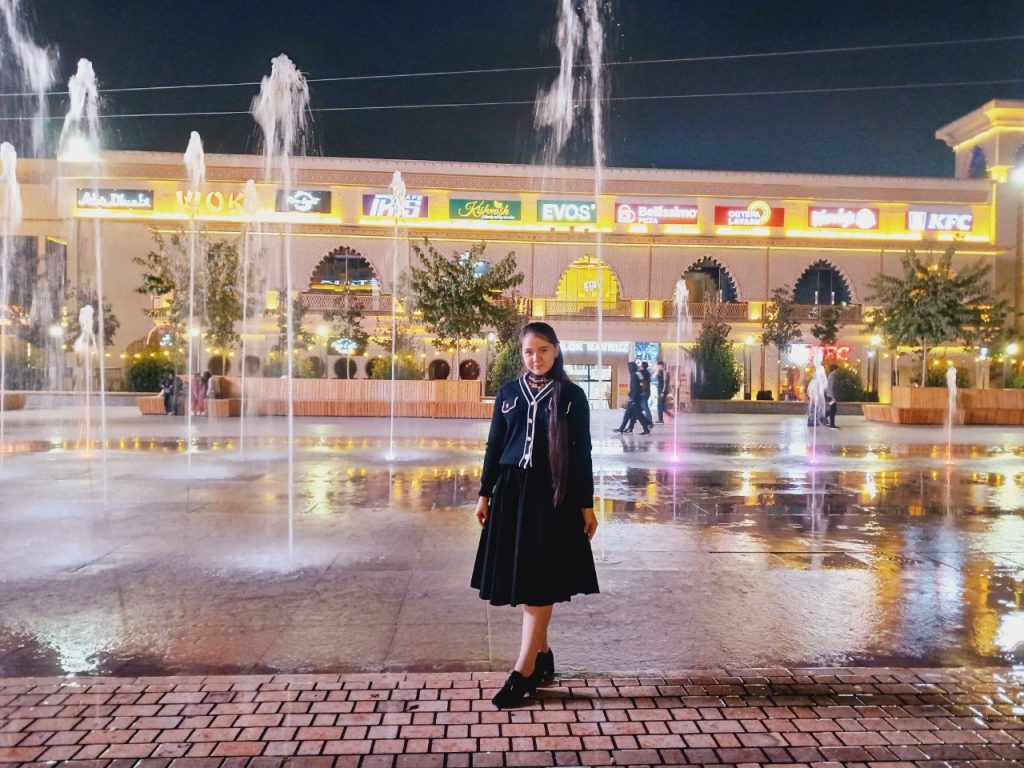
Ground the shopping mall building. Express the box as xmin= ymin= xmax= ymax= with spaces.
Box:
xmin=11 ymin=99 xmax=1024 ymax=405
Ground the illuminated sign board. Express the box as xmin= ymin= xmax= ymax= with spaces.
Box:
xmin=714 ymin=201 xmax=784 ymax=227
xmin=906 ymin=210 xmax=973 ymax=232
xmin=275 ymin=189 xmax=331 ymax=214
xmin=615 ymin=202 xmax=698 ymax=225
xmin=449 ymin=199 xmax=521 ymax=221
xmin=536 ymin=199 xmax=597 ymax=223
xmin=362 ymin=193 xmax=428 ymax=219
xmin=561 ymin=340 xmax=631 ymax=353
xmin=176 ymin=189 xmax=246 ymax=214
xmin=808 ymin=207 xmax=878 ymax=230
xmin=76 ymin=188 xmax=153 ymax=210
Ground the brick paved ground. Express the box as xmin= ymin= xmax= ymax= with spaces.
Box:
xmin=2 ymin=668 xmax=1022 ymax=767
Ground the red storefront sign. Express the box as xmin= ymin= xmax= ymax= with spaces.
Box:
xmin=714 ymin=201 xmax=785 ymax=227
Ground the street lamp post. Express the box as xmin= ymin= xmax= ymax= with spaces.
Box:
xmin=743 ymin=335 xmax=753 ymax=400
xmin=1006 ymin=342 xmax=1019 ymax=388
xmin=869 ymin=334 xmax=881 ymax=395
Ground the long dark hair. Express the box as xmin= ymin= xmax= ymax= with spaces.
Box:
xmin=520 ymin=322 xmax=571 ymax=507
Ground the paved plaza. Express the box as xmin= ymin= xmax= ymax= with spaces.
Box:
xmin=1 ymin=406 xmax=1024 ymax=765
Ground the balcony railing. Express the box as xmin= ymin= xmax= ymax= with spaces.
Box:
xmin=790 ymin=304 xmax=862 ymax=323
xmin=655 ymin=301 xmax=750 ymax=321
xmin=300 ymin=292 xmax=394 ymax=314
xmin=542 ymin=300 xmax=635 ymax=317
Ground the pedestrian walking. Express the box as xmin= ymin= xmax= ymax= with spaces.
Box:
xmin=614 ymin=361 xmax=641 ymax=433
xmin=825 ymin=363 xmax=840 ymax=429
xmin=638 ymin=361 xmax=654 ymax=428
xmin=654 ymin=360 xmax=672 ymax=422
xmin=471 ymin=321 xmax=599 ymax=708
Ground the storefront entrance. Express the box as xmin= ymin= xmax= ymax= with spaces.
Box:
xmin=565 ymin=364 xmax=612 ymax=409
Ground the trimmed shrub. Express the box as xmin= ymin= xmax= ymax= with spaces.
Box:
xmin=924 ymin=365 xmax=969 ymax=388
xmin=487 ymin=342 xmax=521 ymax=395
xmin=370 ymin=356 xmax=424 ymax=380
xmin=334 ymin=357 xmax=357 ymax=379
xmin=125 ymin=357 xmax=172 ymax=392
xmin=831 ymin=366 xmax=865 ymax=402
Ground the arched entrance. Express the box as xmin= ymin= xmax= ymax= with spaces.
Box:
xmin=681 ymin=257 xmax=738 ymax=303
xmin=793 ymin=260 xmax=852 ymax=305
xmin=554 ymin=255 xmax=621 ymax=311
xmin=309 ymin=246 xmax=378 ymax=293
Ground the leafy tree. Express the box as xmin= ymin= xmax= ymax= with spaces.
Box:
xmin=273 ymin=290 xmax=315 ymax=354
xmin=323 ymin=286 xmax=370 ymax=378
xmin=134 ymin=230 xmax=256 ymax=349
xmin=409 ymin=239 xmax=524 ymax=378
xmin=687 ymin=299 xmax=742 ymax=399
xmin=810 ymin=306 xmax=842 ymax=345
xmin=867 ymin=245 xmax=1007 ymax=384
xmin=831 ymin=366 xmax=865 ymax=402
xmin=487 ymin=342 xmax=523 ymax=395
xmin=760 ymin=285 xmax=802 ymax=397
xmin=67 ymin=289 xmax=120 ymax=348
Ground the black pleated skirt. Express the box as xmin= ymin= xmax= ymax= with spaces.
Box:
xmin=471 ymin=464 xmax=600 ymax=607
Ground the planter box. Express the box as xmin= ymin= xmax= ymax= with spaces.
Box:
xmin=1 ymin=392 xmax=26 ymax=410
xmin=863 ymin=386 xmax=1023 ymax=425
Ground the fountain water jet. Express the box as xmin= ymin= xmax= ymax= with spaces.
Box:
xmin=0 ymin=142 xmax=22 ymax=465
xmin=945 ymin=364 xmax=958 ymax=465
xmin=670 ymin=279 xmax=693 ymax=462
xmin=0 ymin=0 xmax=56 ymax=157
xmin=251 ymin=54 xmax=310 ymax=556
xmin=71 ymin=304 xmax=96 ymax=451
xmin=386 ymin=171 xmax=406 ymax=463
xmin=807 ymin=351 xmax=828 ymax=464
xmin=239 ymin=179 xmax=260 ymax=457
xmin=183 ymin=131 xmax=205 ymax=456
xmin=59 ymin=59 xmax=107 ymax=493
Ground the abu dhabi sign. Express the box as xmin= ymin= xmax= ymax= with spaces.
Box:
xmin=76 ymin=188 xmax=154 ymax=210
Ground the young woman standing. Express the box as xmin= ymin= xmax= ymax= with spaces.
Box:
xmin=471 ymin=322 xmax=600 ymax=708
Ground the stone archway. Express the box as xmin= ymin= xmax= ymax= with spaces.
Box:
xmin=793 ymin=260 xmax=853 ymax=305
xmin=680 ymin=256 xmax=739 ymax=302
xmin=308 ymin=246 xmax=379 ymax=292
xmin=554 ymin=255 xmax=622 ymax=305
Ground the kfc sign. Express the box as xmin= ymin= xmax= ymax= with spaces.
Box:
xmin=362 ymin=193 xmax=428 ymax=219
xmin=808 ymin=207 xmax=878 ymax=230
xmin=615 ymin=202 xmax=698 ymax=225
xmin=714 ymin=201 xmax=784 ymax=227
xmin=906 ymin=210 xmax=973 ymax=232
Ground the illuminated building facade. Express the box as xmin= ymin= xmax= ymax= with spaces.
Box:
xmin=10 ymin=100 xmax=1024 ymax=404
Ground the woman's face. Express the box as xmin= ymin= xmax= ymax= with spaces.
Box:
xmin=521 ymin=332 xmax=558 ymax=377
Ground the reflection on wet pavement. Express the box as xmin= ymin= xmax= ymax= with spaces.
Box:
xmin=1 ymin=408 xmax=1023 ymax=678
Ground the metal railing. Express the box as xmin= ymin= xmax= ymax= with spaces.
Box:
xmin=542 ymin=300 xmax=635 ymax=317
xmin=790 ymin=304 xmax=862 ymax=323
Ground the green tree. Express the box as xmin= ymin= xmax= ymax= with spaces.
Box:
xmin=273 ymin=290 xmax=315 ymax=354
xmin=810 ymin=306 xmax=842 ymax=345
xmin=323 ymin=287 xmax=370 ymax=379
xmin=409 ymin=239 xmax=524 ymax=378
xmin=134 ymin=230 xmax=255 ymax=349
xmin=760 ymin=285 xmax=802 ymax=396
xmin=688 ymin=299 xmax=742 ymax=399
xmin=867 ymin=245 xmax=1007 ymax=384
xmin=67 ymin=289 xmax=120 ymax=348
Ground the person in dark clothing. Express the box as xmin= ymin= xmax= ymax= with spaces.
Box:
xmin=654 ymin=360 xmax=671 ymax=422
xmin=159 ymin=371 xmax=177 ymax=415
xmin=638 ymin=361 xmax=654 ymax=429
xmin=614 ymin=361 xmax=650 ymax=434
xmin=472 ymin=322 xmax=599 ymax=709
xmin=825 ymin=363 xmax=840 ymax=428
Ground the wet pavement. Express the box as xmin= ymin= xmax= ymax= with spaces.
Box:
xmin=1 ymin=407 xmax=1024 ymax=678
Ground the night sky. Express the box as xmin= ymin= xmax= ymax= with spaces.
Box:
xmin=18 ymin=0 xmax=1024 ymax=177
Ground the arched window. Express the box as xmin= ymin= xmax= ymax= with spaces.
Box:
xmin=555 ymin=255 xmax=620 ymax=304
xmin=793 ymin=261 xmax=851 ymax=305
xmin=309 ymin=247 xmax=378 ymax=292
xmin=681 ymin=257 xmax=738 ymax=303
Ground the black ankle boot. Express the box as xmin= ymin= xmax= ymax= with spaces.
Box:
xmin=534 ymin=649 xmax=555 ymax=683
xmin=491 ymin=670 xmax=538 ymax=708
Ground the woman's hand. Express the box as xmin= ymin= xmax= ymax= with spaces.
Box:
xmin=475 ymin=496 xmax=489 ymax=527
xmin=582 ymin=508 xmax=598 ymax=540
